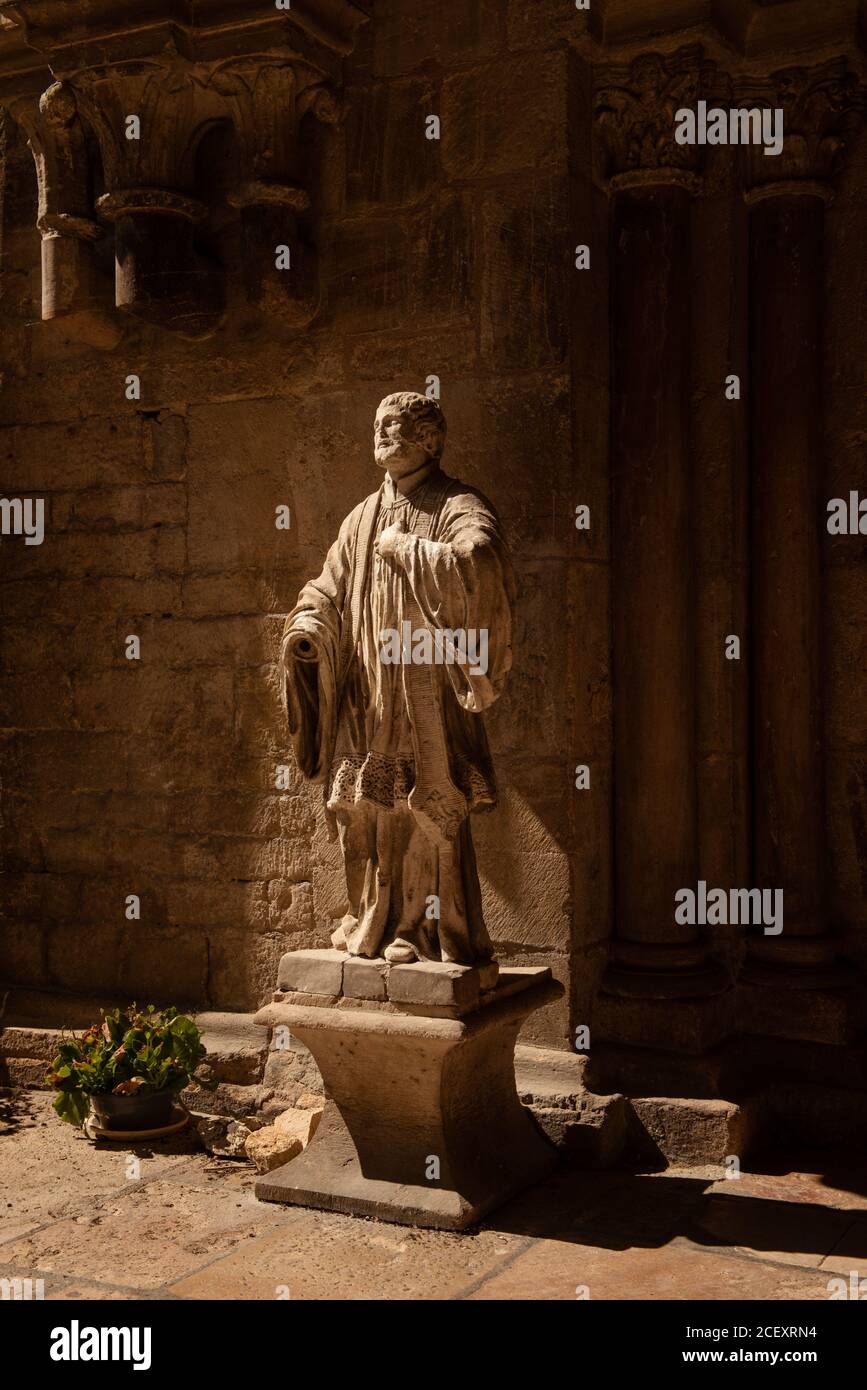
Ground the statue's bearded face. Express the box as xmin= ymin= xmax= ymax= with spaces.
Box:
xmin=373 ymin=405 xmax=433 ymax=477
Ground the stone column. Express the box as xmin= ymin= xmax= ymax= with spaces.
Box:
xmin=607 ymin=172 xmax=709 ymax=996
xmin=590 ymin=51 xmax=729 ymax=1066
xmin=747 ymin=185 xmax=827 ymax=972
xmin=740 ymin=61 xmax=866 ymax=1024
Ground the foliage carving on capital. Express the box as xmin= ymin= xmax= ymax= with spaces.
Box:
xmin=740 ymin=58 xmax=867 ymax=190
xmin=68 ymin=53 xmax=219 ymax=195
xmin=207 ymin=57 xmax=340 ymax=186
xmin=593 ymin=45 xmax=718 ymax=186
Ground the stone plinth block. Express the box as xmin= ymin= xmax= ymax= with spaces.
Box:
xmin=341 ymin=956 xmax=388 ymax=1001
xmin=253 ymin=967 xmax=563 ymax=1230
xmin=387 ymin=960 xmax=479 ymax=1012
xmin=277 ymin=948 xmax=346 ymax=995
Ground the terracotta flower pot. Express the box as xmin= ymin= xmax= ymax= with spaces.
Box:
xmin=89 ymin=1090 xmax=176 ymax=1132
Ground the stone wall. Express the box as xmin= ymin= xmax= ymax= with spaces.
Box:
xmin=0 ymin=0 xmax=865 ymax=1080
xmin=0 ymin=2 xmax=588 ymax=1046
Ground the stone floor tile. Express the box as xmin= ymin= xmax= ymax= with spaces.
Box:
xmin=0 ymin=1092 xmax=200 ymax=1247
xmin=0 ymin=1178 xmax=288 ymax=1292
xmin=167 ymin=1210 xmax=530 ymax=1300
xmin=466 ymin=1239 xmax=839 ymax=1301
xmin=819 ymin=1220 xmax=867 ymax=1277
xmin=686 ymin=1192 xmax=855 ymax=1268
xmin=706 ymin=1159 xmax=867 ymax=1213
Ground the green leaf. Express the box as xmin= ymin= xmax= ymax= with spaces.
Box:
xmin=53 ymin=1089 xmax=90 ymax=1128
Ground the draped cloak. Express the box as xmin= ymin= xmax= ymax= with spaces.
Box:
xmin=280 ymin=466 xmax=514 ymax=964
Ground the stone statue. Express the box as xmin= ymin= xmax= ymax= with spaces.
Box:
xmin=281 ymin=391 xmax=515 ymax=967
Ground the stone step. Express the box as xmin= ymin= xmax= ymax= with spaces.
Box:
xmin=0 ymin=991 xmax=269 ymax=1087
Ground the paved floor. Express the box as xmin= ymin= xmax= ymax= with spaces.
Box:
xmin=2 ymin=1090 xmax=866 ymax=1301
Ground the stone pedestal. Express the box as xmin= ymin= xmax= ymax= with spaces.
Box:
xmin=253 ymin=951 xmax=563 ymax=1230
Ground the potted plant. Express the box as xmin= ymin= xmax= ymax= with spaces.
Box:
xmin=45 ymin=1004 xmax=209 ymax=1132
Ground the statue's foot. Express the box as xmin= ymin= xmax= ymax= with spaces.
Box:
xmin=384 ymin=939 xmax=418 ymax=964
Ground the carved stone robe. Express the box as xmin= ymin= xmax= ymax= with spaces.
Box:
xmin=281 ymin=465 xmax=514 ymax=965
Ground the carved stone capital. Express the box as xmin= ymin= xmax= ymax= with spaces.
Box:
xmin=205 ymin=56 xmax=335 ymax=325
xmin=208 ymin=59 xmax=339 ymax=184
xmin=739 ymin=58 xmax=867 ymax=194
xmin=593 ymin=45 xmax=718 ymax=190
xmin=10 ymin=83 xmax=93 ymax=228
xmin=69 ymin=53 xmax=223 ymax=196
xmin=6 ymin=83 xmax=118 ymax=345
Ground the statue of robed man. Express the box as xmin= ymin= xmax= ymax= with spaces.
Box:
xmin=280 ymin=391 xmax=515 ymax=966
